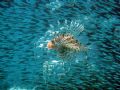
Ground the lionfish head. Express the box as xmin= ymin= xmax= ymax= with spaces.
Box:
xmin=47 ymin=41 xmax=55 ymax=49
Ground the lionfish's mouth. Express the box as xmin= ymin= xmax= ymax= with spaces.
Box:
xmin=47 ymin=41 xmax=55 ymax=49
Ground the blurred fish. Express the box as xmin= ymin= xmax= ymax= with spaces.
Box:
xmin=47 ymin=33 xmax=87 ymax=58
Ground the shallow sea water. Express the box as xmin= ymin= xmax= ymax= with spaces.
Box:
xmin=0 ymin=0 xmax=120 ymax=90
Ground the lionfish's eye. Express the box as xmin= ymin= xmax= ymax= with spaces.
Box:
xmin=51 ymin=40 xmax=55 ymax=43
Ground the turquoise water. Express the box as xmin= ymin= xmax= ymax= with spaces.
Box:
xmin=0 ymin=0 xmax=120 ymax=90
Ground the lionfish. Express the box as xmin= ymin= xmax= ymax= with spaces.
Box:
xmin=47 ymin=33 xmax=87 ymax=59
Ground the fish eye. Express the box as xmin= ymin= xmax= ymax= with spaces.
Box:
xmin=51 ymin=40 xmax=54 ymax=43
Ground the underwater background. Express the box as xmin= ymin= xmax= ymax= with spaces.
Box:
xmin=0 ymin=0 xmax=120 ymax=90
